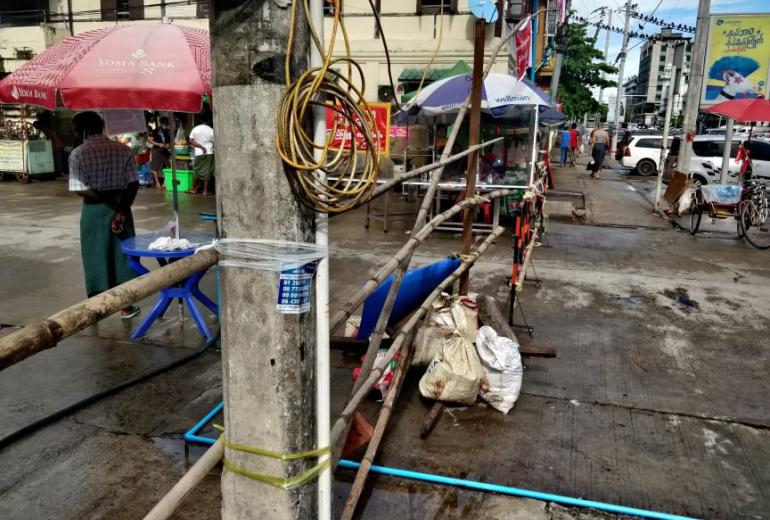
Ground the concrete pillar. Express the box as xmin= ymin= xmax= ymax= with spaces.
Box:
xmin=209 ymin=1 xmax=317 ymax=518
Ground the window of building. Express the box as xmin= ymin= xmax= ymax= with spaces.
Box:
xmin=324 ymin=0 xmax=340 ymax=15
xmin=418 ymin=0 xmax=458 ymax=14
xmin=197 ymin=0 xmax=209 ymax=18
xmin=101 ymin=0 xmax=143 ymax=21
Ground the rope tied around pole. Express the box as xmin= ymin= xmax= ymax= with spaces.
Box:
xmin=214 ymin=425 xmax=331 ymax=490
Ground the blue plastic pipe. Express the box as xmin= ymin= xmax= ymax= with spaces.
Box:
xmin=337 ymin=460 xmax=700 ymax=520
xmin=183 ymin=402 xmax=223 ymax=445
xmin=185 ymin=404 xmax=699 ymax=520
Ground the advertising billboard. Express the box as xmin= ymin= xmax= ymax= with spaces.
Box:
xmin=702 ymin=14 xmax=770 ymax=105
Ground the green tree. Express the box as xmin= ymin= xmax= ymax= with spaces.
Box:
xmin=556 ymin=21 xmax=617 ymax=120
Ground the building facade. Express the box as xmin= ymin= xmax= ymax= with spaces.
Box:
xmin=1 ymin=1 xmax=558 ymax=103
xmin=633 ymin=28 xmax=691 ymax=125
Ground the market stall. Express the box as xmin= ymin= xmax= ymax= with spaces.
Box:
xmin=397 ymin=73 xmax=553 ymax=232
xmin=0 ymin=119 xmax=55 ymax=182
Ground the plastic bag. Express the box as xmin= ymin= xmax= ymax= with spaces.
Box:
xmin=413 ymin=293 xmax=478 ymax=367
xmin=475 ymin=326 xmax=523 ymax=414
xmin=352 ymin=350 xmax=401 ymax=400
xmin=419 ymin=330 xmax=485 ymax=405
xmin=212 ymin=239 xmax=327 ymax=271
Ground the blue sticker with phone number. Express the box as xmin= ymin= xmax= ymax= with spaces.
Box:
xmin=276 ymin=263 xmax=317 ymax=314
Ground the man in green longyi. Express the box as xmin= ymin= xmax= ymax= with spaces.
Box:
xmin=68 ymin=111 xmax=141 ymax=319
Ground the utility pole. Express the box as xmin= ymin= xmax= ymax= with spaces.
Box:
xmin=596 ymin=7 xmax=612 ymax=122
xmin=210 ymin=2 xmax=317 ymax=519
xmin=654 ymin=61 xmax=677 ymax=210
xmin=679 ymin=0 xmax=710 ymax=177
xmin=610 ymin=1 xmax=633 ymax=155
xmin=548 ymin=0 xmax=571 ymax=99
xmin=459 ymin=19 xmax=486 ymax=295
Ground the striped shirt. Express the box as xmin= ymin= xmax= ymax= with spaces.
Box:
xmin=69 ymin=135 xmax=138 ymax=192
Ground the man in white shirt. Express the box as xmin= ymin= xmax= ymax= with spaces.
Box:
xmin=188 ymin=117 xmax=215 ymax=195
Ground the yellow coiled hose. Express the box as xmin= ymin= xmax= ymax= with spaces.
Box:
xmin=276 ymin=0 xmax=380 ymax=213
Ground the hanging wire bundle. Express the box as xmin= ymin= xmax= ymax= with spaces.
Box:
xmin=276 ymin=0 xmax=381 ymax=214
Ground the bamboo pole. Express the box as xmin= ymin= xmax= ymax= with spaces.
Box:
xmin=365 ymin=137 xmax=503 ymax=202
xmin=0 ymin=249 xmax=218 ymax=371
xmin=340 ymin=329 xmax=417 ymax=520
xmin=143 ymin=437 xmax=224 ymax=520
xmin=330 ymin=226 xmax=506 ymax=462
xmin=330 ymin=189 xmax=512 ymax=334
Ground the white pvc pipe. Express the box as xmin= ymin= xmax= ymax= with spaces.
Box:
xmin=310 ymin=1 xmax=332 ymax=518
xmin=720 ymin=118 xmax=734 ymax=184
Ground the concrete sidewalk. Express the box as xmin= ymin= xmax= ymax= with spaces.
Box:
xmin=549 ymin=158 xmax=666 ymax=229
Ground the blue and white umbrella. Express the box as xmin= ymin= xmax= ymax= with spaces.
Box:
xmin=405 ymin=72 xmax=552 ymax=118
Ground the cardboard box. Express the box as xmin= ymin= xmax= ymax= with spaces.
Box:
xmin=664 ymin=171 xmax=692 ymax=205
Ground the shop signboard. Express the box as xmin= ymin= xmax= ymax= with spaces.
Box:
xmin=702 ymin=14 xmax=770 ymax=105
xmin=326 ymin=102 xmax=390 ymax=154
xmin=0 ymin=140 xmax=25 ymax=172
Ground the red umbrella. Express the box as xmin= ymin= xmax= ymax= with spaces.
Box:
xmin=702 ymin=97 xmax=770 ymax=123
xmin=0 ymin=24 xmax=210 ymax=112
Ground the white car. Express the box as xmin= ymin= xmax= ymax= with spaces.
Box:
xmin=663 ymin=135 xmax=770 ymax=185
xmin=621 ymin=135 xmax=674 ymax=176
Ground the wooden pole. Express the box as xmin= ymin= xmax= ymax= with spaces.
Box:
xmin=459 ymin=19 xmax=487 ymax=295
xmin=0 ymin=249 xmax=218 ymax=371
xmin=143 ymin=437 xmax=224 ymax=520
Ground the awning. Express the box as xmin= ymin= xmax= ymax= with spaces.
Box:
xmin=400 ymin=60 xmax=473 ymax=102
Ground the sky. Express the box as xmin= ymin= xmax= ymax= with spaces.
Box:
xmin=570 ymin=0 xmax=770 ymax=103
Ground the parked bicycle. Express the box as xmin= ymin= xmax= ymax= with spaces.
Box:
xmin=689 ymin=180 xmax=770 ymax=249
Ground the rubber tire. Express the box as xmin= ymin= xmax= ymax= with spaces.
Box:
xmin=636 ymin=159 xmax=656 ymax=177
xmin=689 ymin=206 xmax=702 ymax=236
xmin=740 ymin=200 xmax=770 ymax=249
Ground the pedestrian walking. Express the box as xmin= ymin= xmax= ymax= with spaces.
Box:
xmin=149 ymin=116 xmax=172 ymax=188
xmin=188 ymin=116 xmax=215 ymax=195
xmin=589 ymin=122 xmax=610 ymax=179
xmin=569 ymin=123 xmax=579 ymax=167
xmin=68 ymin=111 xmax=140 ymax=318
xmin=559 ymin=128 xmax=571 ymax=167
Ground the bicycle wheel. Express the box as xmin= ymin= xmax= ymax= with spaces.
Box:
xmin=740 ymin=198 xmax=770 ymax=249
xmin=689 ymin=189 xmax=702 ymax=236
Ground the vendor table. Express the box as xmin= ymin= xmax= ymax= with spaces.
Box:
xmin=401 ymin=180 xmax=527 ymax=232
xmin=121 ymin=233 xmax=218 ymax=340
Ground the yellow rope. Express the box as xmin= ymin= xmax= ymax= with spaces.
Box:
xmin=276 ymin=0 xmax=380 ymax=213
xmin=214 ymin=426 xmax=332 ymax=490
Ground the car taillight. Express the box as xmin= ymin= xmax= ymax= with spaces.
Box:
xmin=624 ymin=146 xmax=631 ymax=157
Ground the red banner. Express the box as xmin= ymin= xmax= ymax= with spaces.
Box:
xmin=326 ymin=102 xmax=391 ymax=155
xmin=514 ymin=18 xmax=532 ymax=80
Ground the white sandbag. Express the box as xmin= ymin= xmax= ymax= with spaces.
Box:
xmin=475 ymin=325 xmax=523 ymax=414
xmin=413 ymin=293 xmax=478 ymax=367
xmin=419 ymin=330 xmax=485 ymax=405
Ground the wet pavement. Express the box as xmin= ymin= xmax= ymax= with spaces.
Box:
xmin=1 ymin=171 xmax=769 ymax=519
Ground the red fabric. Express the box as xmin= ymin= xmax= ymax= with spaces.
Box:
xmin=0 ymin=24 xmax=210 ymax=112
xmin=569 ymin=129 xmax=578 ymax=148
xmin=514 ymin=18 xmax=532 ymax=80
xmin=736 ymin=144 xmax=752 ymax=176
xmin=702 ymin=98 xmax=770 ymax=123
